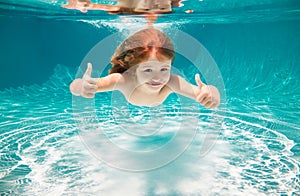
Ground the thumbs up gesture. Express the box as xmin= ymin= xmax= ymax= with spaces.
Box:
xmin=70 ymin=63 xmax=99 ymax=98
xmin=195 ymin=74 xmax=220 ymax=109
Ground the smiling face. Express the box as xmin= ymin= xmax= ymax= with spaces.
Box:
xmin=135 ymin=55 xmax=172 ymax=93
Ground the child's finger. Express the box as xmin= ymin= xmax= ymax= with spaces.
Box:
xmin=85 ymin=82 xmax=98 ymax=90
xmin=83 ymin=63 xmax=93 ymax=78
xmin=205 ymin=101 xmax=215 ymax=109
xmin=195 ymin=74 xmax=205 ymax=89
xmin=197 ymin=94 xmax=207 ymax=104
xmin=202 ymin=96 xmax=212 ymax=106
xmin=83 ymin=92 xmax=95 ymax=98
xmin=86 ymin=78 xmax=98 ymax=85
xmin=196 ymin=86 xmax=210 ymax=103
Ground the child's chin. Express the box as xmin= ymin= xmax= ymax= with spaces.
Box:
xmin=146 ymin=85 xmax=163 ymax=91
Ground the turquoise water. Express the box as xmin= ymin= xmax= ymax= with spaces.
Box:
xmin=1 ymin=0 xmax=300 ymax=195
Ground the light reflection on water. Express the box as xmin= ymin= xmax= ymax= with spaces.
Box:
xmin=0 ymin=65 xmax=299 ymax=195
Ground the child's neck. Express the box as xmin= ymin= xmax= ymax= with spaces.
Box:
xmin=135 ymin=84 xmax=162 ymax=96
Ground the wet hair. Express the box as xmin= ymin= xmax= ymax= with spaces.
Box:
xmin=109 ymin=28 xmax=175 ymax=74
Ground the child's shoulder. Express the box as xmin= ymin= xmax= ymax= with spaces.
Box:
xmin=166 ymin=74 xmax=181 ymax=90
xmin=167 ymin=74 xmax=190 ymax=92
xmin=168 ymin=74 xmax=182 ymax=85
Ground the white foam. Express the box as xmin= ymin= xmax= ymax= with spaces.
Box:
xmin=79 ymin=17 xmax=175 ymax=35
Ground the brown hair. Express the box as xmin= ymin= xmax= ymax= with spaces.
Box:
xmin=109 ymin=28 xmax=175 ymax=74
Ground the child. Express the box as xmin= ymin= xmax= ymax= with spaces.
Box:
xmin=62 ymin=0 xmax=182 ymax=14
xmin=70 ymin=28 xmax=220 ymax=108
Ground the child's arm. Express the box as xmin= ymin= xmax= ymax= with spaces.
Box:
xmin=70 ymin=63 xmax=124 ymax=98
xmin=167 ymin=74 xmax=220 ymax=109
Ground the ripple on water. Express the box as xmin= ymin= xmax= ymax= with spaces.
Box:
xmin=0 ymin=65 xmax=299 ymax=195
xmin=222 ymin=109 xmax=299 ymax=195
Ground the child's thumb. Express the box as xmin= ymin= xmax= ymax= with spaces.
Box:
xmin=195 ymin=74 xmax=205 ymax=88
xmin=83 ymin=63 xmax=93 ymax=78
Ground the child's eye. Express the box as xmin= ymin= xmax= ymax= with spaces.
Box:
xmin=161 ymin=68 xmax=169 ymax=71
xmin=144 ymin=69 xmax=152 ymax=72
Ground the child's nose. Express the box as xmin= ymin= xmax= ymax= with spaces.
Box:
xmin=151 ymin=74 xmax=162 ymax=81
xmin=150 ymin=70 xmax=164 ymax=80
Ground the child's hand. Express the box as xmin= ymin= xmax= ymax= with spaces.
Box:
xmin=195 ymin=74 xmax=220 ymax=109
xmin=78 ymin=63 xmax=98 ymax=98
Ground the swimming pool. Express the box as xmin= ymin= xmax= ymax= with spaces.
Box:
xmin=0 ymin=0 xmax=299 ymax=195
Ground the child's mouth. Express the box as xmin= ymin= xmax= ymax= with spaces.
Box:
xmin=146 ymin=82 xmax=162 ymax=87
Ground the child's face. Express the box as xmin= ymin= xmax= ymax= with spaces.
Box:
xmin=135 ymin=56 xmax=171 ymax=92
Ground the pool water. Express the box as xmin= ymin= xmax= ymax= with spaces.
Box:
xmin=0 ymin=0 xmax=300 ymax=195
